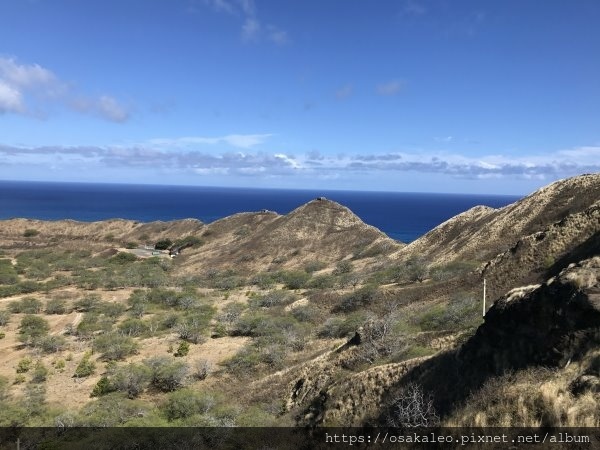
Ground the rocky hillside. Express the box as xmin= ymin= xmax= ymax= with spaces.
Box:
xmin=397 ymin=174 xmax=600 ymax=267
xmin=180 ymin=198 xmax=402 ymax=273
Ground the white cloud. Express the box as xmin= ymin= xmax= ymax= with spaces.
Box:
xmin=146 ymin=133 xmax=272 ymax=149
xmin=198 ymin=0 xmax=287 ymax=45
xmin=376 ymin=79 xmax=405 ymax=96
xmin=71 ymin=95 xmax=130 ymax=123
xmin=0 ymin=80 xmax=25 ymax=114
xmin=2 ymin=143 xmax=597 ymax=182
xmin=0 ymin=56 xmax=130 ymax=122
xmin=242 ymin=18 xmax=261 ymax=42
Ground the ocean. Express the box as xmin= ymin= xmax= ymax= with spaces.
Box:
xmin=0 ymin=180 xmax=521 ymax=243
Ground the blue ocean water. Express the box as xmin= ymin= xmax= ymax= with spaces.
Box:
xmin=0 ymin=181 xmax=521 ymax=243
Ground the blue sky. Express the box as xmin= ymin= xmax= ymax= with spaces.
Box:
xmin=0 ymin=0 xmax=599 ymax=194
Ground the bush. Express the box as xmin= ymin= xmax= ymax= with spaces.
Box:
xmin=99 ymin=302 xmax=126 ymax=318
xmin=154 ymin=239 xmax=173 ymax=250
xmin=317 ymin=313 xmax=366 ymax=339
xmin=309 ymin=274 xmax=336 ymax=289
xmin=23 ymin=229 xmax=39 ymax=238
xmin=304 ymin=260 xmax=326 ymax=273
xmin=223 ymin=347 xmax=261 ymax=377
xmin=333 ymin=260 xmax=353 ymax=275
xmin=31 ymin=361 xmax=49 ymax=383
xmin=174 ymin=341 xmax=190 ymax=357
xmin=280 ymin=271 xmax=311 ymax=290
xmin=144 ymin=356 xmax=188 ymax=392
xmin=387 ymin=383 xmax=439 ymax=427
xmin=91 ymin=376 xmax=116 ymax=397
xmin=16 ymin=357 xmax=32 ymax=373
xmin=176 ymin=308 xmax=214 ymax=344
xmin=93 ymin=333 xmax=138 ymax=360
xmin=10 ymin=297 xmax=43 ymax=314
xmin=18 ymin=314 xmax=50 ymax=346
xmin=74 ymin=294 xmax=101 ymax=312
xmin=45 ymin=298 xmax=67 ymax=314
xmin=192 ymin=360 xmax=212 ymax=380
xmin=333 ymin=285 xmax=378 ymax=312
xmin=248 ymin=290 xmax=295 ymax=308
xmin=162 ymin=388 xmax=216 ymax=421
xmin=74 ymin=353 xmax=96 ymax=378
xmin=118 ymin=318 xmax=150 ymax=337
xmin=0 ymin=310 xmax=10 ymax=326
xmin=112 ymin=363 xmax=152 ymax=399
xmin=39 ymin=335 xmax=67 ymax=353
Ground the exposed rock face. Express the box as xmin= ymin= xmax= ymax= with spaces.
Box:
xmin=459 ymin=257 xmax=600 ymax=374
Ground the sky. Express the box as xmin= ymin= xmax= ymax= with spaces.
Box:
xmin=0 ymin=0 xmax=599 ymax=195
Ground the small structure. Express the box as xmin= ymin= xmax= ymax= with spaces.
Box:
xmin=316 ymin=196 xmax=326 ymax=201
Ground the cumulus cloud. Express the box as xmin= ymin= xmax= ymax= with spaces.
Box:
xmin=0 ymin=56 xmax=130 ymax=122
xmin=377 ymin=80 xmax=405 ymax=96
xmin=1 ymin=143 xmax=598 ymax=182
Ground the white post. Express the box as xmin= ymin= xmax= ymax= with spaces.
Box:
xmin=482 ymin=278 xmax=487 ymax=317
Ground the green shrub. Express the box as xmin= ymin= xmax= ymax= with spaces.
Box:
xmin=0 ymin=310 xmax=10 ymax=326
xmin=111 ymin=363 xmax=152 ymax=398
xmin=248 ymin=290 xmax=295 ymax=308
xmin=31 ymin=361 xmax=49 ymax=383
xmin=280 ymin=271 xmax=311 ymax=290
xmin=18 ymin=314 xmax=50 ymax=346
xmin=110 ymin=252 xmax=139 ymax=264
xmin=162 ymin=388 xmax=216 ymax=421
xmin=333 ymin=260 xmax=353 ymax=275
xmin=118 ymin=318 xmax=150 ymax=337
xmin=0 ymin=332 xmax=4 ymax=339
xmin=309 ymin=274 xmax=336 ymax=289
xmin=304 ymin=260 xmax=326 ymax=273
xmin=54 ymin=359 xmax=66 ymax=371
xmin=13 ymin=374 xmax=26 ymax=384
xmin=91 ymin=376 xmax=116 ymax=397
xmin=93 ymin=333 xmax=138 ymax=360
xmin=333 ymin=285 xmax=378 ymax=312
xmin=144 ymin=356 xmax=188 ymax=392
xmin=9 ymin=297 xmax=43 ymax=314
xmin=16 ymin=357 xmax=32 ymax=373
xmin=154 ymin=239 xmax=173 ymax=250
xmin=23 ymin=229 xmax=39 ymax=238
xmin=39 ymin=335 xmax=66 ymax=353
xmin=223 ymin=347 xmax=261 ymax=377
xmin=0 ymin=259 xmax=19 ymax=285
xmin=74 ymin=294 xmax=101 ymax=312
xmin=99 ymin=302 xmax=126 ymax=318
xmin=74 ymin=353 xmax=96 ymax=378
xmin=174 ymin=341 xmax=190 ymax=357
xmin=45 ymin=298 xmax=67 ymax=314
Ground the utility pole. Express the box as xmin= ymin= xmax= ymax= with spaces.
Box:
xmin=482 ymin=278 xmax=487 ymax=317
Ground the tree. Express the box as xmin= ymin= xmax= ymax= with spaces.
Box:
xmin=154 ymin=239 xmax=173 ymax=250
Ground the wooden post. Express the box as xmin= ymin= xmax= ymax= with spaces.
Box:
xmin=482 ymin=278 xmax=487 ymax=317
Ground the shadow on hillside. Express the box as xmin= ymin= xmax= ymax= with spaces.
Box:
xmin=546 ymin=231 xmax=600 ymax=279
